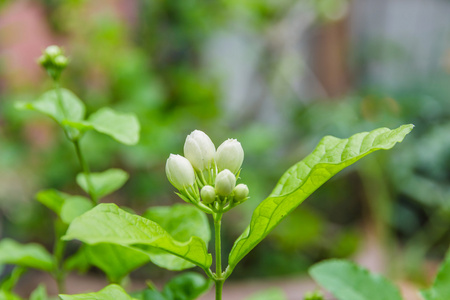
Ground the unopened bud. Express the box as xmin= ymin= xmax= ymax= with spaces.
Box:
xmin=215 ymin=169 xmax=236 ymax=196
xmin=45 ymin=45 xmax=63 ymax=58
xmin=184 ymin=130 xmax=215 ymax=171
xmin=201 ymin=185 xmax=216 ymax=204
xmin=165 ymin=154 xmax=196 ymax=190
xmin=216 ymin=139 xmax=244 ymax=174
xmin=54 ymin=55 xmax=68 ymax=68
xmin=233 ymin=184 xmax=249 ymax=202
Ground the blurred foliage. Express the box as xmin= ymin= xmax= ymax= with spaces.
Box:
xmin=0 ymin=0 xmax=449 ymax=286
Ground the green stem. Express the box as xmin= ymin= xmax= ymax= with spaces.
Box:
xmin=73 ymin=139 xmax=98 ymax=205
xmin=214 ymin=212 xmax=224 ymax=300
xmin=53 ymin=220 xmax=67 ymax=293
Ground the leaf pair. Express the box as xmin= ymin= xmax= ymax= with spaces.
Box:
xmin=17 ymin=89 xmax=140 ymax=145
xmin=64 ymin=204 xmax=212 ymax=281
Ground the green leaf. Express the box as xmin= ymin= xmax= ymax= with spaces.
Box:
xmin=17 ymin=89 xmax=85 ymax=124
xmin=76 ymin=168 xmax=129 ymax=199
xmin=0 ymin=239 xmax=54 ymax=271
xmin=421 ymin=254 xmax=450 ymax=300
xmin=228 ymin=124 xmax=413 ymax=271
xmin=63 ymin=204 xmax=212 ymax=271
xmin=66 ymin=244 xmax=150 ymax=283
xmin=36 ymin=190 xmax=93 ymax=224
xmin=30 ymin=284 xmax=48 ymax=300
xmin=0 ymin=290 xmax=22 ymax=300
xmin=142 ymin=204 xmax=211 ymax=270
xmin=87 ymin=107 xmax=140 ymax=145
xmin=161 ymin=272 xmax=213 ymax=300
xmin=309 ymin=259 xmax=403 ymax=300
xmin=59 ymin=284 xmax=133 ymax=300
xmin=246 ymin=289 xmax=287 ymax=300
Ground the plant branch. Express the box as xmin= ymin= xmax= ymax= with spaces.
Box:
xmin=73 ymin=139 xmax=98 ymax=204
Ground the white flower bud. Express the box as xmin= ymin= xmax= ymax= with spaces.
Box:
xmin=216 ymin=139 xmax=244 ymax=174
xmin=233 ymin=184 xmax=249 ymax=202
xmin=215 ymin=169 xmax=236 ymax=196
xmin=201 ymin=185 xmax=216 ymax=204
xmin=165 ymin=154 xmax=196 ymax=190
xmin=184 ymin=130 xmax=215 ymax=171
xmin=44 ymin=45 xmax=62 ymax=58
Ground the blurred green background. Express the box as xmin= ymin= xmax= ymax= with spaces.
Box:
xmin=1 ymin=0 xmax=450 ymax=289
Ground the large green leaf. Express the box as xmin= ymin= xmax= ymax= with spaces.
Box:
xmin=309 ymin=259 xmax=403 ymax=300
xmin=142 ymin=204 xmax=210 ymax=270
xmin=59 ymin=284 xmax=133 ymax=300
xmin=228 ymin=124 xmax=413 ymax=271
xmin=65 ymin=244 xmax=150 ymax=283
xmin=63 ymin=204 xmax=212 ymax=271
xmin=87 ymin=107 xmax=140 ymax=145
xmin=421 ymin=254 xmax=450 ymax=300
xmin=76 ymin=168 xmax=129 ymax=199
xmin=36 ymin=189 xmax=93 ymax=224
xmin=17 ymin=89 xmax=85 ymax=124
xmin=0 ymin=239 xmax=54 ymax=271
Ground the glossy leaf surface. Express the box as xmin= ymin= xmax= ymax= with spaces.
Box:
xmin=76 ymin=168 xmax=129 ymax=199
xmin=63 ymin=204 xmax=212 ymax=271
xmin=142 ymin=204 xmax=210 ymax=270
xmin=228 ymin=125 xmax=413 ymax=270
xmin=88 ymin=107 xmax=140 ymax=145
xmin=309 ymin=259 xmax=403 ymax=300
xmin=0 ymin=239 xmax=54 ymax=271
xmin=59 ymin=284 xmax=133 ymax=300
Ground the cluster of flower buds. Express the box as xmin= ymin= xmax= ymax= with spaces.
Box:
xmin=38 ymin=45 xmax=69 ymax=81
xmin=166 ymin=130 xmax=249 ymax=213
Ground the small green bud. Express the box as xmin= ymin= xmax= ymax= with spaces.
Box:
xmin=184 ymin=130 xmax=216 ymax=171
xmin=38 ymin=45 xmax=69 ymax=80
xmin=165 ymin=154 xmax=196 ymax=191
xmin=201 ymin=185 xmax=216 ymax=204
xmin=54 ymin=55 xmax=68 ymax=68
xmin=233 ymin=183 xmax=249 ymax=202
xmin=44 ymin=45 xmax=63 ymax=58
xmin=215 ymin=169 xmax=236 ymax=196
xmin=216 ymin=139 xmax=244 ymax=174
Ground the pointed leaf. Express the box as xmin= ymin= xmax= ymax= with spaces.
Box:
xmin=36 ymin=190 xmax=92 ymax=224
xmin=65 ymin=244 xmax=150 ymax=283
xmin=87 ymin=107 xmax=140 ymax=145
xmin=142 ymin=204 xmax=210 ymax=270
xmin=421 ymin=254 xmax=450 ymax=300
xmin=59 ymin=284 xmax=133 ymax=300
xmin=0 ymin=239 xmax=54 ymax=271
xmin=309 ymin=259 xmax=403 ymax=300
xmin=228 ymin=125 xmax=413 ymax=270
xmin=17 ymin=89 xmax=85 ymax=124
xmin=63 ymin=204 xmax=212 ymax=271
xmin=76 ymin=168 xmax=129 ymax=199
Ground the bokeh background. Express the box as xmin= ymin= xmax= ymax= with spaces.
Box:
xmin=1 ymin=0 xmax=450 ymax=298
